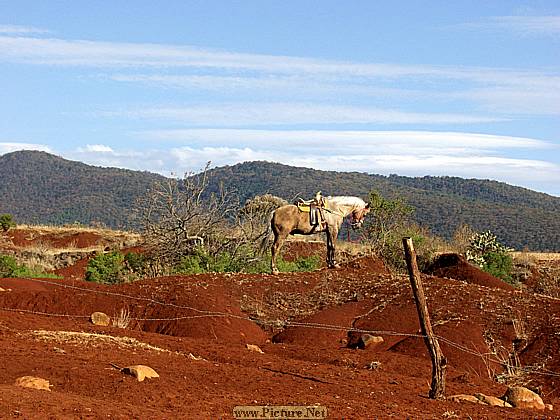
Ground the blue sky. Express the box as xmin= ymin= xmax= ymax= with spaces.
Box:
xmin=0 ymin=1 xmax=559 ymax=195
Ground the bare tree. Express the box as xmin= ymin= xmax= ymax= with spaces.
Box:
xmin=138 ymin=163 xmax=238 ymax=272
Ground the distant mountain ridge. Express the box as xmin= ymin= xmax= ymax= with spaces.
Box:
xmin=1 ymin=151 xmax=558 ymax=250
xmin=203 ymin=161 xmax=560 ymax=251
xmin=0 ymin=150 xmax=165 ymax=229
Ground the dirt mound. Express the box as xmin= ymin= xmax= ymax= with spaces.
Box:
xmin=425 ymin=253 xmax=514 ymax=291
xmin=340 ymin=255 xmax=389 ymax=274
xmin=53 ymin=257 xmax=90 ymax=280
xmin=272 ymin=300 xmax=373 ymax=347
xmin=135 ymin=276 xmax=267 ymax=344
xmin=282 ymin=240 xmax=325 ymax=262
xmin=518 ymin=326 xmax=560 ymax=398
xmin=0 ymin=275 xmax=266 ymax=345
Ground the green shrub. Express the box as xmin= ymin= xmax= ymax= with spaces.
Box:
xmin=465 ymin=230 xmax=515 ymax=284
xmin=175 ymin=248 xmax=321 ymax=275
xmin=0 ymin=254 xmax=60 ymax=279
xmin=278 ymin=255 xmax=322 ymax=273
xmin=368 ymin=224 xmax=438 ymax=273
xmin=481 ymin=251 xmax=515 ymax=285
xmin=0 ymin=214 xmax=15 ymax=232
xmin=86 ymin=252 xmax=125 ymax=284
xmin=175 ymin=251 xmax=206 ymax=275
xmin=124 ymin=252 xmax=146 ymax=274
xmin=0 ymin=255 xmax=17 ymax=277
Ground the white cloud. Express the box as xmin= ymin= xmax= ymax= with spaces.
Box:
xmin=111 ymin=103 xmax=502 ymax=126
xmin=1 ymin=33 xmax=558 ymax=118
xmin=0 ymin=34 xmax=556 ymax=86
xmin=0 ymin=142 xmax=52 ymax=154
xmin=78 ymin=144 xmax=114 ymax=153
xmin=141 ymin=129 xmax=551 ymax=152
xmin=0 ymin=24 xmax=50 ymax=34
xmin=486 ymin=15 xmax=560 ymax=37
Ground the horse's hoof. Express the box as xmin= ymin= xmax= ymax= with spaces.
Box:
xmin=272 ymin=269 xmax=279 ymax=275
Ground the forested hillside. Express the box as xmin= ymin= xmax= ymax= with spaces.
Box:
xmin=0 ymin=151 xmax=164 ymax=228
xmin=1 ymin=152 xmax=558 ymax=250
xmin=205 ymin=161 xmax=560 ymax=251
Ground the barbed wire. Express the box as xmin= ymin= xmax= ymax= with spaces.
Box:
xmin=1 ymin=276 xmax=560 ymax=380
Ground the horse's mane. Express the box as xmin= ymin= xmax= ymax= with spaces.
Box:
xmin=326 ymin=196 xmax=366 ymax=208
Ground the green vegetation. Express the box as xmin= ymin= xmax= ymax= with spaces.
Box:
xmin=0 ymin=150 xmax=163 ymax=228
xmin=85 ymin=251 xmax=148 ymax=284
xmin=466 ymin=230 xmax=516 ymax=285
xmin=0 ymin=254 xmax=60 ymax=279
xmin=481 ymin=251 xmax=514 ymax=284
xmin=360 ymin=190 xmax=438 ymax=272
xmin=0 ymin=214 xmax=15 ymax=232
xmin=124 ymin=252 xmax=146 ymax=275
xmin=175 ymin=250 xmax=321 ymax=275
xmin=85 ymin=251 xmax=125 ymax=284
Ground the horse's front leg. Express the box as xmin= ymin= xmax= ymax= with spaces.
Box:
xmin=326 ymin=228 xmax=340 ymax=269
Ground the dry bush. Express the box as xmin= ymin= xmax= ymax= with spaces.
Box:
xmin=511 ymin=249 xmax=537 ymax=285
xmin=137 ymin=164 xmax=261 ymax=274
xmin=112 ymin=307 xmax=132 ymax=329
xmin=450 ymin=223 xmax=477 ymax=255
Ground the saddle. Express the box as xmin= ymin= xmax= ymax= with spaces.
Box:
xmin=294 ymin=192 xmax=327 ymax=228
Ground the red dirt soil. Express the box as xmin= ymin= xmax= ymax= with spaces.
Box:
xmin=6 ymin=229 xmax=107 ymax=249
xmin=425 ymin=253 xmax=515 ymax=291
xmin=0 ymin=243 xmax=559 ymax=418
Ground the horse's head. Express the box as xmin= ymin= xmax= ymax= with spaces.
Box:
xmin=349 ymin=203 xmax=370 ymax=229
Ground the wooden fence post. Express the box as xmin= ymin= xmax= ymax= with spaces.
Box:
xmin=402 ymin=237 xmax=447 ymax=399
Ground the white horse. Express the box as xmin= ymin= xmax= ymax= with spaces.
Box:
xmin=267 ymin=196 xmax=370 ymax=274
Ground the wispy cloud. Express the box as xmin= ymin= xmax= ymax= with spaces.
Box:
xmin=453 ymin=15 xmax=560 ymax=37
xmin=106 ymin=103 xmax=503 ymax=126
xmin=77 ymin=144 xmax=114 ymax=153
xmin=1 ymin=33 xmax=558 ymax=118
xmin=0 ymin=34 xmax=556 ymax=85
xmin=481 ymin=15 xmax=560 ymax=37
xmin=141 ymin=129 xmax=549 ymax=152
xmin=0 ymin=24 xmax=50 ymax=34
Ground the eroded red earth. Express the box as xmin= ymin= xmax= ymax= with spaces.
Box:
xmin=0 ymin=233 xmax=559 ymax=419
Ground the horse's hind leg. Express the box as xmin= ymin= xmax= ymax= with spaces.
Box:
xmin=271 ymin=230 xmax=287 ymax=275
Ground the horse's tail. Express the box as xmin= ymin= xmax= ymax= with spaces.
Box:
xmin=258 ymin=210 xmax=275 ymax=256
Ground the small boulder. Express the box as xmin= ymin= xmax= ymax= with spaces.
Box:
xmin=475 ymin=393 xmax=512 ymax=407
xmin=122 ymin=365 xmax=159 ymax=382
xmin=502 ymin=386 xmax=545 ymax=410
xmin=15 ymin=376 xmax=51 ymax=391
xmin=90 ymin=311 xmax=110 ymax=326
xmin=449 ymin=394 xmax=485 ymax=404
xmin=358 ymin=334 xmax=384 ymax=349
xmin=246 ymin=344 xmax=264 ymax=354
